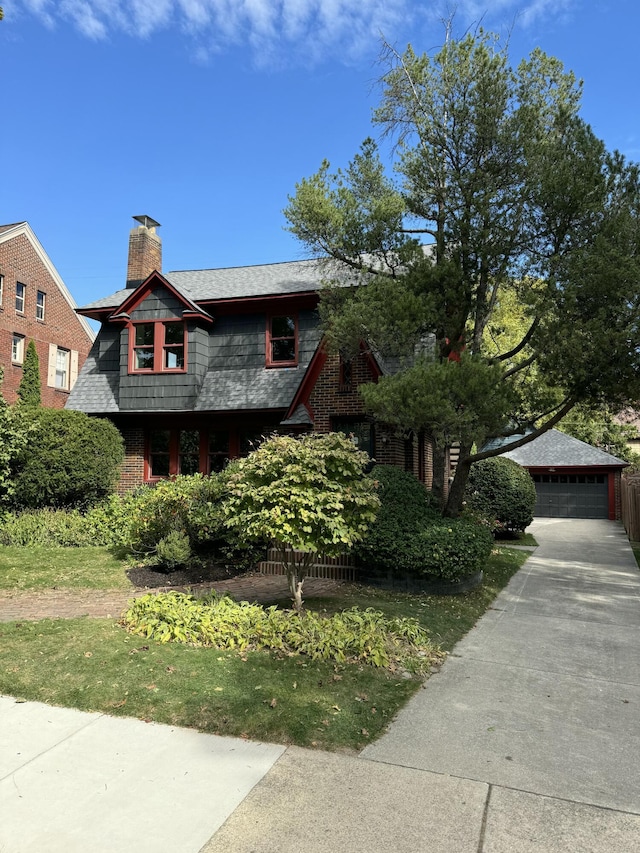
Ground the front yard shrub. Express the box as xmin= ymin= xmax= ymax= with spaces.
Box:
xmin=84 ymin=492 xmax=141 ymax=548
xmin=124 ymin=471 xmax=260 ymax=569
xmin=354 ymin=464 xmax=440 ymax=574
xmin=11 ymin=409 xmax=124 ymax=510
xmin=126 ymin=473 xmax=228 ymax=554
xmin=355 ymin=465 xmax=492 ymax=585
xmin=0 ymin=508 xmax=97 ymax=547
xmin=0 ymin=367 xmax=31 ymax=510
xmin=122 ymin=591 xmax=441 ymax=670
xmin=465 ymin=456 xmax=536 ymax=534
xmin=155 ymin=531 xmax=192 ymax=569
xmin=408 ymin=521 xmax=494 ymax=581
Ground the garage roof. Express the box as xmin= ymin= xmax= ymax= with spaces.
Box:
xmin=498 ymin=429 xmax=627 ymax=468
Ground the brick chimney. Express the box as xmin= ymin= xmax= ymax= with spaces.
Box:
xmin=126 ymin=215 xmax=161 ymax=288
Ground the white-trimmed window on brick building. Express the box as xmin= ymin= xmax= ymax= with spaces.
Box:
xmin=47 ymin=344 xmax=79 ymax=392
xmin=12 ymin=333 xmax=25 ymax=364
xmin=0 ymin=274 xmax=4 ymax=307
xmin=16 ymin=282 xmax=25 ymax=313
xmin=36 ymin=290 xmax=46 ymax=321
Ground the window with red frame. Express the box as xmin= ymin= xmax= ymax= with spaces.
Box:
xmin=147 ymin=429 xmax=201 ymax=479
xmin=266 ymin=315 xmax=297 ymax=366
xmin=146 ymin=428 xmax=267 ymax=480
xmin=131 ymin=321 xmax=186 ymax=372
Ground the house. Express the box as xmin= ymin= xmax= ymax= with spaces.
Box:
xmin=0 ymin=222 xmax=95 ymax=406
xmin=496 ymin=429 xmax=627 ymax=520
xmin=67 ymin=216 xmax=435 ymax=492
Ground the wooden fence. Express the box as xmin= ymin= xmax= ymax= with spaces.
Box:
xmin=621 ymin=473 xmax=640 ymax=542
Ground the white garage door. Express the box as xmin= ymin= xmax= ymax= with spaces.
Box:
xmin=532 ymin=473 xmax=608 ymax=518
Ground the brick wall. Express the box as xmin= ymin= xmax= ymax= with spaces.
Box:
xmin=308 ymin=351 xmax=439 ymax=490
xmin=0 ymin=229 xmax=93 ymax=407
xmin=117 ymin=427 xmax=145 ymax=494
xmin=307 ymin=352 xmax=368 ymax=432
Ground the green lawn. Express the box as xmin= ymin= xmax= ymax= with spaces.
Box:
xmin=0 ymin=546 xmax=132 ymax=591
xmin=0 ymin=545 xmax=528 ymax=750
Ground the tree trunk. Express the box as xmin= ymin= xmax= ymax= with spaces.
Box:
xmin=431 ymin=443 xmax=448 ymax=510
xmin=278 ymin=544 xmax=314 ymax=613
xmin=444 ymin=443 xmax=473 ymax=518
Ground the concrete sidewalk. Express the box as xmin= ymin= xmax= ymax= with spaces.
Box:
xmin=2 ymin=519 xmax=640 ymax=852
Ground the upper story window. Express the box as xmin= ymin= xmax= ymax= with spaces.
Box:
xmin=266 ymin=315 xmax=297 ymax=367
xmin=36 ymin=291 xmax=46 ymax=321
xmin=46 ymin=344 xmax=78 ymax=392
xmin=0 ymin=274 xmax=4 ymax=307
xmin=130 ymin=321 xmax=186 ymax=373
xmin=16 ymin=282 xmax=25 ymax=313
xmin=12 ymin=333 xmax=25 ymax=364
xmin=55 ymin=348 xmax=70 ymax=390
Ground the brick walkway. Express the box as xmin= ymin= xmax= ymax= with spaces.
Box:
xmin=0 ymin=575 xmax=343 ymax=623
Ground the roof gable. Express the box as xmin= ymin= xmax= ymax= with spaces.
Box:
xmin=0 ymin=221 xmax=95 ymax=341
xmin=110 ymin=271 xmax=213 ymax=323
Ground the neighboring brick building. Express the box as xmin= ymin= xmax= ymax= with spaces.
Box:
xmin=0 ymin=222 xmax=95 ymax=406
xmin=67 ymin=216 xmax=436 ymax=492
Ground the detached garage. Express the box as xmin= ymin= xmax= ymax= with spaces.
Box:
xmin=499 ymin=429 xmax=627 ymax=520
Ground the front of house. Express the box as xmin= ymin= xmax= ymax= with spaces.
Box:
xmin=67 ymin=217 xmax=436 ymax=492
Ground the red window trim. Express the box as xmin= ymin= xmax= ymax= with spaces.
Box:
xmin=129 ymin=320 xmax=187 ymax=374
xmin=266 ymin=313 xmax=298 ymax=368
xmin=144 ymin=429 xmax=209 ymax=481
xmin=143 ymin=428 xmax=266 ymax=483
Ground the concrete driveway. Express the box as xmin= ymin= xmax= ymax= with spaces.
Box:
xmin=207 ymin=519 xmax=640 ymax=852
xmin=2 ymin=519 xmax=640 ymax=852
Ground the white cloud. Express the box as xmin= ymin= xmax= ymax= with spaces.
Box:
xmin=15 ymin=0 xmax=578 ymax=64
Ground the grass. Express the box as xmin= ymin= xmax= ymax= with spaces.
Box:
xmin=0 ymin=546 xmax=133 ymax=591
xmin=0 ymin=545 xmax=528 ymax=750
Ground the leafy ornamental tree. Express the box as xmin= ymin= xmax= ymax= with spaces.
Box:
xmin=285 ymin=30 xmax=640 ymax=517
xmin=16 ymin=340 xmax=42 ymax=408
xmin=223 ymin=433 xmax=380 ymax=612
xmin=0 ymin=369 xmax=31 ymax=509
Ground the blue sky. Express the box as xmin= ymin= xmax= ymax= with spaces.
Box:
xmin=2 ymin=0 xmax=639 ymax=312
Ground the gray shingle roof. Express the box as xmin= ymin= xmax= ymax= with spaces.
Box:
xmin=194 ymin=365 xmax=307 ymax=412
xmin=66 ymin=358 xmax=120 ymax=413
xmin=499 ymin=429 xmax=627 ymax=468
xmin=79 ymin=259 xmax=337 ymax=312
xmin=280 ymin=404 xmax=313 ymax=426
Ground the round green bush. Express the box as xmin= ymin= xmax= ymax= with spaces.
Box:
xmin=11 ymin=409 xmax=124 ymax=510
xmin=354 ymin=464 xmax=440 ymax=573
xmin=356 ymin=465 xmax=492 ymax=585
xmin=408 ymin=520 xmax=494 ymax=581
xmin=465 ymin=456 xmax=536 ymax=534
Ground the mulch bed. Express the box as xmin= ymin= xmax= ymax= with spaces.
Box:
xmin=126 ymin=562 xmax=243 ymax=590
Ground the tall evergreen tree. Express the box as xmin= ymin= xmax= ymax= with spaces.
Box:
xmin=285 ymin=30 xmax=640 ymax=516
xmin=16 ymin=340 xmax=42 ymax=408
